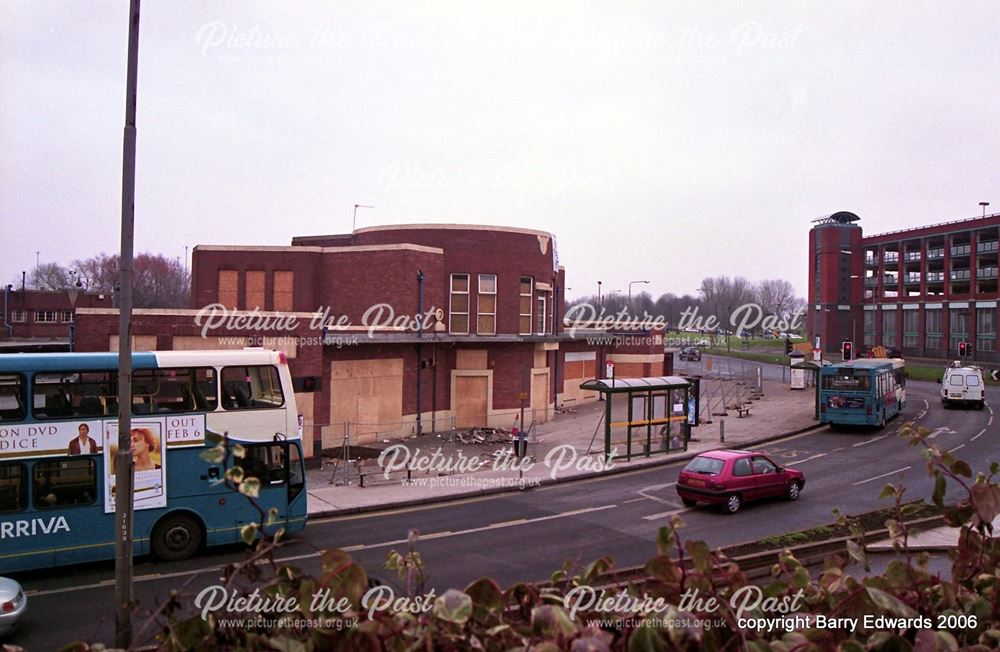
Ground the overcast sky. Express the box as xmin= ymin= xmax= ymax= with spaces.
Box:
xmin=2 ymin=1 xmax=998 ymax=302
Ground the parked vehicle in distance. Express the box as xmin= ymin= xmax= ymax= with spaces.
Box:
xmin=678 ymin=347 xmax=702 ymax=362
xmin=676 ymin=449 xmax=805 ymax=514
xmin=0 ymin=576 xmax=26 ymax=637
xmin=693 ymin=338 xmax=711 ymax=347
xmin=940 ymin=362 xmax=985 ymax=409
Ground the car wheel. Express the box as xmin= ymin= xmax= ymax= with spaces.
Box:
xmin=681 ymin=497 xmax=697 ymax=508
xmin=787 ymin=480 xmax=801 ymax=501
xmin=724 ymin=494 xmax=741 ymax=514
xmin=152 ymin=513 xmax=203 ymax=562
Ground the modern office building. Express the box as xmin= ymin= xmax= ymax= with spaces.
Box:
xmin=808 ymin=209 xmax=1000 ymax=363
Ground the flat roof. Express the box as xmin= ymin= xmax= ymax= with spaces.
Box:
xmin=579 ymin=376 xmax=691 ymax=393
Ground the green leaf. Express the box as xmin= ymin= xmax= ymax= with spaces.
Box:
xmin=434 ymin=589 xmax=473 ymax=625
xmin=232 ymin=444 xmax=246 ymax=459
xmin=531 ymin=605 xmax=578 ymax=639
xmin=465 ymin=578 xmax=504 ymax=625
xmin=239 ymin=476 xmax=261 ymax=498
xmin=627 ymin=625 xmax=667 ymax=652
xmin=685 ymin=540 xmax=711 ymax=573
xmin=224 ymin=466 xmax=244 ymax=483
xmin=571 ymin=636 xmax=612 ymax=652
xmin=932 ymin=474 xmax=947 ymax=506
xmin=846 ymin=540 xmax=867 ymax=571
xmin=879 ymin=483 xmax=896 ymax=499
xmin=266 ymin=506 xmax=279 ymax=525
xmin=655 ymin=526 xmax=675 ymax=556
xmin=199 ymin=445 xmax=226 ymax=464
xmin=266 ymin=636 xmax=306 ymax=652
xmin=865 ymin=586 xmax=916 ymax=618
xmin=951 ymin=459 xmax=973 ymax=478
xmin=971 ymin=484 xmax=1000 ymax=526
xmin=240 ymin=523 xmax=258 ymax=546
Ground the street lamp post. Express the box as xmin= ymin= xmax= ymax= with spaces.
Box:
xmin=628 ymin=280 xmax=649 ymax=303
xmin=597 ymin=281 xmax=602 ymax=307
xmin=980 ymin=202 xmax=990 ymax=218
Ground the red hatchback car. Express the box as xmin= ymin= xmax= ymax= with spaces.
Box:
xmin=676 ymin=449 xmax=805 ymax=514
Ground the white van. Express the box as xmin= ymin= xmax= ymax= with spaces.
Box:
xmin=940 ymin=362 xmax=985 ymax=409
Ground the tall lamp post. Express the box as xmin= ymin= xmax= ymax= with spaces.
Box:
xmin=628 ymin=280 xmax=649 ymax=303
xmin=597 ymin=281 xmax=602 ymax=307
xmin=980 ymin=201 xmax=990 ymax=218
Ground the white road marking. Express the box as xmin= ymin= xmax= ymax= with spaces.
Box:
xmin=642 ymin=507 xmax=690 ymax=521
xmin=832 ymin=447 xmax=845 ymax=452
xmin=790 ymin=453 xmax=827 ymax=464
xmin=852 ymin=434 xmax=888 ymax=447
xmin=853 ymin=466 xmax=911 ymax=486
xmin=637 ymin=482 xmax=678 ymax=505
xmin=927 ymin=427 xmax=956 ymax=440
xmin=971 ymin=428 xmax=987 ymax=442
xmin=622 ymin=497 xmax=647 ymax=504
xmin=948 ymin=444 xmax=966 ymax=453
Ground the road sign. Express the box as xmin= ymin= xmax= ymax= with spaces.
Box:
xmin=992 ymin=369 xmax=999 ymax=381
xmin=812 ymin=348 xmax=821 ymax=362
xmin=518 ymin=391 xmax=528 ymax=400
xmin=606 ymin=361 xmax=614 ymax=378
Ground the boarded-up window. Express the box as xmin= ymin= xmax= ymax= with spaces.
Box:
xmin=450 ymin=274 xmax=469 ymax=334
xmin=245 ymin=271 xmax=266 ymax=310
xmin=519 ymin=277 xmax=533 ymax=334
xmin=477 ymin=274 xmax=496 ymax=335
xmin=273 ymin=271 xmax=294 ymax=312
xmin=218 ymin=270 xmax=238 ymax=308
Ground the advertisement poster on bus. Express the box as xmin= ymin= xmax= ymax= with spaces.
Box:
xmin=103 ymin=420 xmax=167 ymax=513
xmin=0 ymin=419 xmax=104 ymax=457
xmin=827 ymin=395 xmax=865 ymax=410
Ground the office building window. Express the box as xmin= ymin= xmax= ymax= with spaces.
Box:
xmin=10 ymin=310 xmax=26 ymax=323
xmin=536 ymin=294 xmax=548 ymax=335
xmin=902 ymin=311 xmax=919 ymax=348
xmin=882 ymin=311 xmax=896 ymax=347
xmin=34 ymin=310 xmax=57 ymax=323
xmin=449 ymin=274 xmax=469 ymax=334
xmin=477 ymin=274 xmax=497 ymax=335
xmin=977 ymin=308 xmax=995 ymax=353
xmin=949 ymin=310 xmax=968 ymax=351
xmin=60 ymin=310 xmax=74 ymax=323
xmin=519 ymin=277 xmax=533 ymax=335
xmin=925 ymin=309 xmax=942 ymax=349
xmin=863 ymin=311 xmax=874 ymax=346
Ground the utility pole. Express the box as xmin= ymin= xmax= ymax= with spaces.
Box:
xmin=115 ymin=1 xmax=140 ymax=647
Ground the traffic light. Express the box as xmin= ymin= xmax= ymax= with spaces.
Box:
xmin=959 ymin=341 xmax=971 ymax=357
xmin=842 ymin=341 xmax=853 ymax=361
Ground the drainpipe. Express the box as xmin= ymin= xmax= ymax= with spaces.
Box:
xmin=416 ymin=270 xmax=425 ymax=435
xmin=3 ymin=285 xmax=12 ymax=337
xmin=552 ymin=282 xmax=560 ymax=407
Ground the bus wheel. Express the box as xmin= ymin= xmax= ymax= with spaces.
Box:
xmin=152 ymin=513 xmax=203 ymax=562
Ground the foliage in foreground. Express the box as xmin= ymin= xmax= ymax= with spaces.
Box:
xmin=52 ymin=424 xmax=1000 ymax=650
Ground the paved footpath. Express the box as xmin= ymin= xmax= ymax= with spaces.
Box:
xmin=304 ymin=376 xmax=820 ymax=517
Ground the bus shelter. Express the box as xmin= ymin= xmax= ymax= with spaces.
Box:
xmin=580 ymin=376 xmax=695 ymax=462
xmin=790 ymin=359 xmax=831 ymax=420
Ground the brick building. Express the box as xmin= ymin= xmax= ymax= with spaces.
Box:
xmin=808 ymin=210 xmax=1000 ymax=363
xmin=75 ymin=224 xmax=669 ymax=459
xmin=1 ymin=286 xmax=112 ymax=351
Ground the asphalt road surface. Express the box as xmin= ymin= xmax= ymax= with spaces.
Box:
xmin=6 ymin=380 xmax=996 ymax=649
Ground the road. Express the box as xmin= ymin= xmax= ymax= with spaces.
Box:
xmin=6 ymin=380 xmax=996 ymax=649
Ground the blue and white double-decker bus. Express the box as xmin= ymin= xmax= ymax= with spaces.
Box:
xmin=0 ymin=349 xmax=306 ymax=572
xmin=819 ymin=358 xmax=906 ymax=428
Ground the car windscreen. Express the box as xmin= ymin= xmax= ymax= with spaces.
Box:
xmin=683 ymin=456 xmax=725 ymax=475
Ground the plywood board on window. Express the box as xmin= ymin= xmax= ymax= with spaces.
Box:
xmin=454 ymin=375 xmax=488 ymax=429
xmin=330 ymin=358 xmax=404 ymax=445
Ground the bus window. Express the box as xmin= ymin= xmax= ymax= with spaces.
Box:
xmin=0 ymin=462 xmax=27 ymax=513
xmin=132 ymin=368 xmax=218 ymax=414
xmin=237 ymin=443 xmax=286 ymax=485
xmin=0 ymin=373 xmax=26 ymax=422
xmin=32 ymin=371 xmax=116 ymax=419
xmin=822 ymin=372 xmax=870 ymax=391
xmin=221 ymin=366 xmax=284 ymax=410
xmin=288 ymin=444 xmax=304 ymax=501
xmin=34 ymin=459 xmax=97 ymax=509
